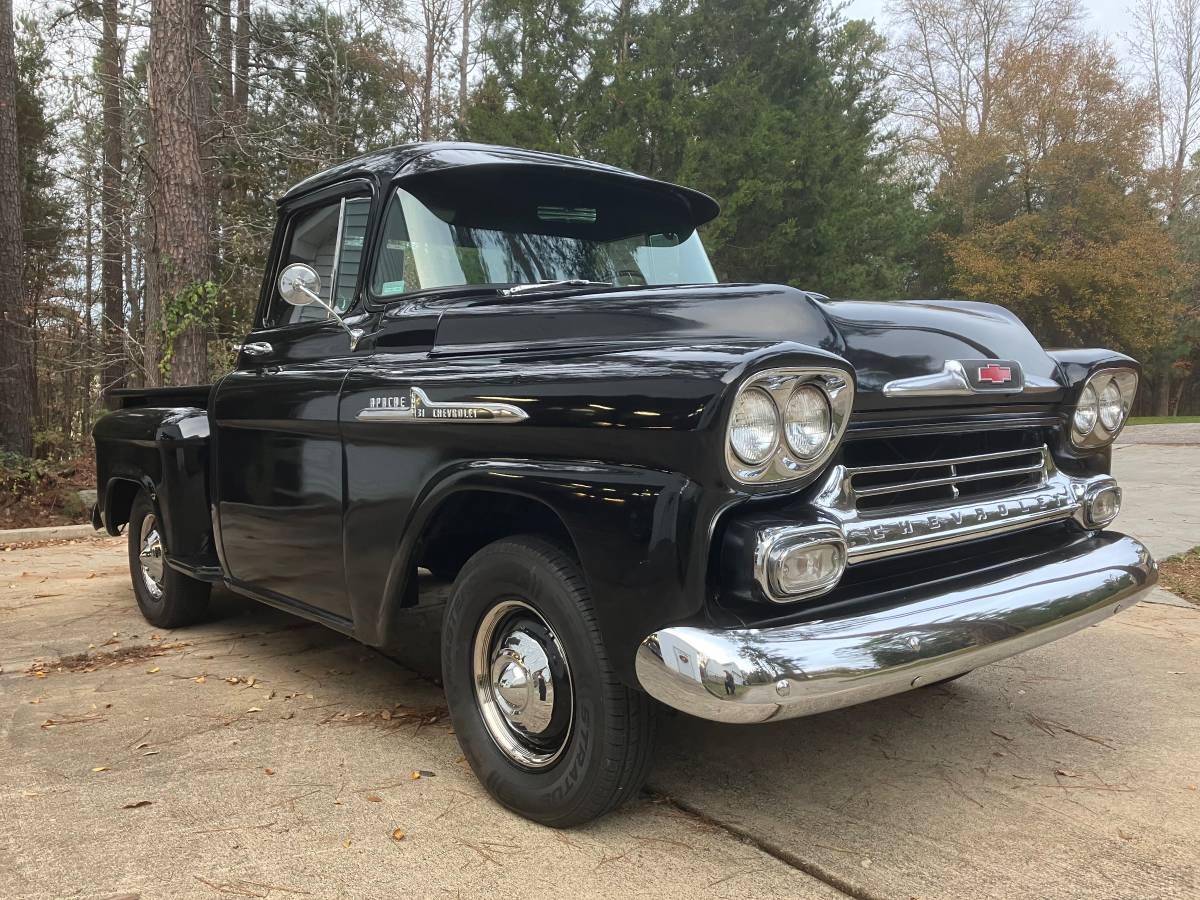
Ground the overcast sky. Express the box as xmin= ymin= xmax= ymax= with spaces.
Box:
xmin=842 ymin=0 xmax=1138 ymax=53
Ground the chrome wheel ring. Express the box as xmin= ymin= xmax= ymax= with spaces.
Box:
xmin=138 ymin=514 xmax=165 ymax=600
xmin=472 ymin=599 xmax=573 ymax=768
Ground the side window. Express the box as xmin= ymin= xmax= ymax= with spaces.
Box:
xmin=334 ymin=198 xmax=370 ymax=311
xmin=370 ymin=192 xmax=421 ymax=298
xmin=265 ymin=195 xmax=370 ymax=328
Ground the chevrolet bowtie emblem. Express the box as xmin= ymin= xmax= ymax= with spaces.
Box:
xmin=977 ymin=363 xmax=1013 ymax=384
xmin=882 ymin=359 xmax=1027 ymax=397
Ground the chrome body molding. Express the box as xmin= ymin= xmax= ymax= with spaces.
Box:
xmin=356 ymin=386 xmax=529 ymax=423
xmin=882 ymin=360 xmax=1059 ymax=397
xmin=635 ymin=533 xmax=1157 ymax=724
xmin=812 ymin=445 xmax=1111 ymax=564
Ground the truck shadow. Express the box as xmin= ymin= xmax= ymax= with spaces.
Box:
xmin=202 ymin=577 xmax=1116 ymax=819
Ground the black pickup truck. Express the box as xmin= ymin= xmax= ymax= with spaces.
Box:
xmin=93 ymin=142 xmax=1157 ymax=826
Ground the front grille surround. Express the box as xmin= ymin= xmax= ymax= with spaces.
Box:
xmin=811 ymin=428 xmax=1095 ymax=564
xmin=848 ymin=445 xmax=1048 ymax=512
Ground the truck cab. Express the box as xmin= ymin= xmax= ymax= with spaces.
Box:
xmin=93 ymin=142 xmax=1158 ymax=826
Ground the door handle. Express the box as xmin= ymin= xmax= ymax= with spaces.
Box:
xmin=240 ymin=342 xmax=273 ymax=357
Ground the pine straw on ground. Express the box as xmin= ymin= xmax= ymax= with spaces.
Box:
xmin=1158 ymin=547 xmax=1200 ymax=606
xmin=26 ymin=641 xmax=190 ymax=676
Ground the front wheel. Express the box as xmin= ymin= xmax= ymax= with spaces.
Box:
xmin=127 ymin=490 xmax=210 ymax=628
xmin=441 ymin=536 xmax=656 ymax=827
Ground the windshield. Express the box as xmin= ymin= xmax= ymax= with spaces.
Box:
xmin=369 ymin=171 xmax=717 ymax=298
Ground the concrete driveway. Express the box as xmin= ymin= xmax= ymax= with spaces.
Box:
xmin=1 ymin=425 xmax=1197 ymax=899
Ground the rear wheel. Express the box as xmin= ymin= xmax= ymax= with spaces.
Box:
xmin=442 ymin=536 xmax=656 ymax=826
xmin=127 ymin=490 xmax=210 ymax=628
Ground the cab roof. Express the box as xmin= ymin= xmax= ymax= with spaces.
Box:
xmin=278 ymin=142 xmax=721 ymax=228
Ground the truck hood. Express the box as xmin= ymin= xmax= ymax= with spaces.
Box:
xmin=431 ymin=283 xmax=1063 ymax=408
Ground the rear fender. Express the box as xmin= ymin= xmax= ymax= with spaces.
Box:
xmin=93 ymin=407 xmax=214 ymax=562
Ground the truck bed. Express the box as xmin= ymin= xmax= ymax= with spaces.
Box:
xmin=105 ymin=384 xmax=213 ymax=411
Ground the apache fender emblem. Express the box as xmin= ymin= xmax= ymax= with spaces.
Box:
xmin=356 ymin=387 xmax=529 ymax=423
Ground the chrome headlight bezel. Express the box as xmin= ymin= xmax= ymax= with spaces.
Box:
xmin=1070 ymin=368 xmax=1138 ymax=449
xmin=725 ymin=368 xmax=854 ymax=485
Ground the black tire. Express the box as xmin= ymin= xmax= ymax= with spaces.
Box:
xmin=442 ymin=536 xmax=656 ymax=827
xmin=127 ymin=490 xmax=210 ymax=628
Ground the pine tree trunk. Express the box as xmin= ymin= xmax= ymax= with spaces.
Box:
xmin=100 ymin=0 xmax=126 ymax=395
xmin=146 ymin=0 xmax=213 ymax=386
xmin=233 ymin=0 xmax=249 ymax=117
xmin=1155 ymin=371 xmax=1171 ymax=417
xmin=0 ymin=0 xmax=34 ymax=455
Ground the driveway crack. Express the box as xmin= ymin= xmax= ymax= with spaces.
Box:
xmin=645 ymin=787 xmax=883 ymax=900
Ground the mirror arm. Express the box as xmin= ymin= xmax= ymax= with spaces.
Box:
xmin=295 ymin=283 xmax=364 ymax=350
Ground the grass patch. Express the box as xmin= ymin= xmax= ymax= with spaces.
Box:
xmin=1127 ymin=416 xmax=1200 ymax=425
xmin=1159 ymin=547 xmax=1200 ymax=606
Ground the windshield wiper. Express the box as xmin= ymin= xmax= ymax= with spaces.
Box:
xmin=500 ymin=279 xmax=614 ymax=297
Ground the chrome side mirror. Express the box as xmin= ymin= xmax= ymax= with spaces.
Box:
xmin=278 ymin=263 xmax=322 ymax=306
xmin=275 ymin=262 xmax=363 ymax=349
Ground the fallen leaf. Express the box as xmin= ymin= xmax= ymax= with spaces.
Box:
xmin=122 ymin=800 xmax=152 ymax=809
xmin=417 ymin=770 xmax=435 ymax=778
xmin=92 ymin=766 xmax=110 ymax=773
xmin=264 ymin=768 xmax=275 ymax=776
xmin=366 ymin=794 xmax=382 ymax=803
xmin=147 ymin=667 xmax=160 ymax=674
xmin=343 ymin=839 xmax=352 ymax=848
xmin=246 ymin=707 xmax=262 ymax=713
xmin=194 ymin=676 xmax=206 ymax=684
xmin=391 ymin=828 xmax=405 ymax=842
xmin=410 ymin=771 xmax=421 ymax=780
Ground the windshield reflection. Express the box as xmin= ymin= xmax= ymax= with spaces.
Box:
xmin=370 ymin=186 xmax=718 ymax=297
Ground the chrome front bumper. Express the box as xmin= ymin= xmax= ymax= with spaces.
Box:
xmin=635 ymin=532 xmax=1157 ymax=724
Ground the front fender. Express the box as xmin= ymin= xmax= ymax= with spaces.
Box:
xmin=353 ymin=459 xmax=715 ymax=685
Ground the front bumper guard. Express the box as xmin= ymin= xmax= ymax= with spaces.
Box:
xmin=635 ymin=532 xmax=1157 ymax=724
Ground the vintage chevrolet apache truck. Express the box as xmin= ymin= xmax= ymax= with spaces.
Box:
xmin=92 ymin=142 xmax=1158 ymax=826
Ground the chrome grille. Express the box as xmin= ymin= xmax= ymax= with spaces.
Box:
xmin=848 ymin=445 xmax=1049 ymax=512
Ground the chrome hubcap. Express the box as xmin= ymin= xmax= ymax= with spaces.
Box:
xmin=138 ymin=515 xmax=164 ymax=600
xmin=472 ymin=599 xmax=572 ymax=768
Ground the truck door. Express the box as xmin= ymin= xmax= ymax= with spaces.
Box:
xmin=211 ymin=181 xmax=375 ymax=623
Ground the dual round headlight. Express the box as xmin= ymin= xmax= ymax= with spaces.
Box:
xmin=730 ymin=384 xmax=832 ymax=466
xmin=1071 ymin=369 xmax=1137 ymax=448
xmin=727 ymin=370 xmax=852 ymax=485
